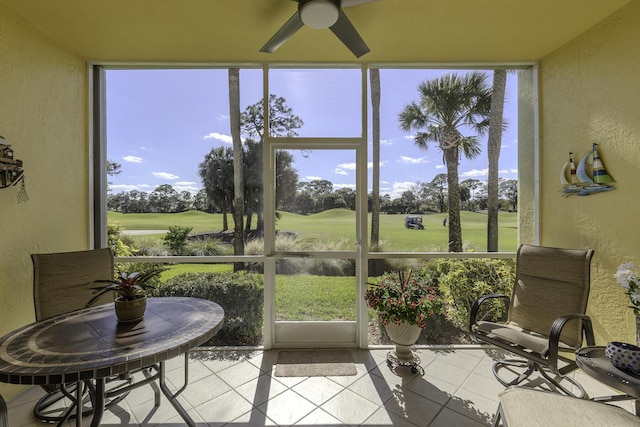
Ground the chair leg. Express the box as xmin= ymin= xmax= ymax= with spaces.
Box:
xmin=492 ymin=359 xmax=536 ymax=387
xmin=491 ymin=404 xmax=504 ymax=427
xmin=492 ymin=358 xmax=587 ymax=399
xmin=537 ymin=366 xmax=586 ymax=398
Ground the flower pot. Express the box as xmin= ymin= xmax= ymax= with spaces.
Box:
xmin=114 ymin=296 xmax=147 ymax=324
xmin=385 ymin=322 xmax=421 ymax=361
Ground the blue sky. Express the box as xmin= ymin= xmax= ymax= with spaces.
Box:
xmin=106 ymin=68 xmax=518 ymax=198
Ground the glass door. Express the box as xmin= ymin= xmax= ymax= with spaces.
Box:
xmin=264 ymin=143 xmax=365 ymax=348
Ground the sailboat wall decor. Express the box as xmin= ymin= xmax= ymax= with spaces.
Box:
xmin=561 ymin=143 xmax=615 ymax=196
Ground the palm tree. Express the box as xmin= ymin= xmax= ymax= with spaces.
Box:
xmin=229 ymin=68 xmax=244 ymax=269
xmin=487 ymin=69 xmax=507 ymax=252
xmin=198 ymin=147 xmax=234 ymax=230
xmin=399 ymin=72 xmax=491 ymax=252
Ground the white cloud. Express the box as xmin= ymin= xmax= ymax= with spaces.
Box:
xmin=110 ymin=184 xmax=141 ymax=192
xmin=123 ymin=155 xmax=143 ymax=163
xmin=369 ymin=139 xmax=394 ymax=146
xmin=334 ymin=168 xmax=349 ymax=175
xmin=461 ymin=168 xmax=488 ymax=177
xmin=305 ymin=176 xmax=322 ymax=181
xmin=436 ymin=164 xmax=445 ymax=169
xmin=338 ymin=161 xmax=381 ymax=171
xmin=460 ymin=168 xmax=513 ymax=178
xmin=338 ymin=162 xmax=356 ymax=171
xmin=109 ymin=183 xmax=153 ymax=193
xmin=174 ymin=182 xmax=200 ymax=193
xmin=387 ymin=181 xmax=416 ymax=198
xmin=399 ymin=156 xmax=427 ymax=165
xmin=204 ymin=132 xmax=233 ymax=144
xmin=153 ymin=172 xmax=179 ymax=180
xmin=333 ymin=183 xmax=356 ymax=190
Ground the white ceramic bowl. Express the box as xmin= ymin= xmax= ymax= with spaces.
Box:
xmin=605 ymin=341 xmax=640 ymax=375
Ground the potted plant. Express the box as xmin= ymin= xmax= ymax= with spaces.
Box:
xmin=365 ymin=270 xmax=445 ymax=364
xmin=86 ymin=271 xmax=160 ymax=323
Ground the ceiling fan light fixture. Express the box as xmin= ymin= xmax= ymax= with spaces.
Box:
xmin=300 ymin=0 xmax=339 ymax=29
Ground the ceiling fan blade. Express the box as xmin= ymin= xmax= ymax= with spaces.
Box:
xmin=329 ymin=10 xmax=370 ymax=58
xmin=341 ymin=0 xmax=380 ymax=8
xmin=260 ymin=11 xmax=304 ymax=53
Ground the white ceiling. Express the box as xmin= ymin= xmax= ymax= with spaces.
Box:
xmin=0 ymin=0 xmax=631 ymax=63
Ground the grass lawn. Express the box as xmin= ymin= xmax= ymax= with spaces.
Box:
xmin=275 ymin=275 xmax=356 ymax=321
xmin=110 ymin=209 xmax=518 ymax=252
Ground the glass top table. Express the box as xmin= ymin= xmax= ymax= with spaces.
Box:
xmin=0 ymin=297 xmax=224 ymax=426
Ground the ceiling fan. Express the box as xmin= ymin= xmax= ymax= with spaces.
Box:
xmin=260 ymin=0 xmax=379 ymax=58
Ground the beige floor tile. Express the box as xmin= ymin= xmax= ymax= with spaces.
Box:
xmin=402 ymin=374 xmax=458 ymax=406
xmin=295 ymin=408 xmax=345 ymax=425
xmin=383 ymin=387 xmax=443 ymax=425
xmin=320 ymin=388 xmax=382 ymax=425
xmin=292 ymin=376 xmax=346 ymax=405
xmin=215 ymin=359 xmax=264 ymax=389
xmin=194 ymin=388 xmax=255 ymax=425
xmin=234 ymin=372 xmax=288 ymax=407
xmin=430 ymin=406 xmax=490 ymax=427
xmin=424 ymin=358 xmax=474 ymax=387
xmin=362 ymin=406 xmax=421 ymax=426
xmin=6 ymin=348 xmax=639 ymax=426
xmin=346 ymin=371 xmax=396 ymax=405
xmin=258 ymin=388 xmax=317 ymax=425
xmin=447 ymin=387 xmax=498 ymax=425
xmin=460 ymin=371 xmax=504 ymax=401
xmin=178 ymin=372 xmax=231 ymax=408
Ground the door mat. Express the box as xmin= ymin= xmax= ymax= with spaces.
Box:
xmin=274 ymin=350 xmax=357 ymax=377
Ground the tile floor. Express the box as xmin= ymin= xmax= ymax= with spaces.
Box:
xmin=6 ymin=347 xmax=635 ymax=426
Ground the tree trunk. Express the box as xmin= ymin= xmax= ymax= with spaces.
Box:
xmin=229 ymin=68 xmax=245 ymax=271
xmin=222 ymin=200 xmax=228 ymax=231
xmin=370 ymin=68 xmax=381 ymax=249
xmin=487 ymin=69 xmax=506 ymax=252
xmin=245 ymin=207 xmax=253 ymax=232
xmin=444 ymin=147 xmax=462 ymax=252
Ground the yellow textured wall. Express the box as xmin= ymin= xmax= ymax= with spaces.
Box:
xmin=0 ymin=4 xmax=88 ymax=398
xmin=539 ymin=1 xmax=640 ymax=344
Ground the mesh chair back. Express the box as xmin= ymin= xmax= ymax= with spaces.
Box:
xmin=32 ymin=248 xmax=115 ymax=321
xmin=507 ymin=244 xmax=594 ymax=349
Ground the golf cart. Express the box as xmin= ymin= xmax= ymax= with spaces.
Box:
xmin=404 ymin=216 xmax=424 ymax=230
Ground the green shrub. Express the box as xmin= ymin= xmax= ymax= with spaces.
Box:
xmin=434 ymin=258 xmax=515 ymax=330
xmin=154 ymin=272 xmax=264 ymax=346
xmin=107 ymin=223 xmax=134 ymax=256
xmin=163 ymin=226 xmax=193 ymax=255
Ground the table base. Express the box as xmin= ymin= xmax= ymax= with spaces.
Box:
xmin=72 ymin=354 xmax=192 ymax=427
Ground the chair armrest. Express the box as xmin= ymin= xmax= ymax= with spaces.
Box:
xmin=469 ymin=294 xmax=510 ymax=335
xmin=548 ymin=314 xmax=595 ymax=375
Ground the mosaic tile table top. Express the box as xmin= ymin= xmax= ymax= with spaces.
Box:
xmin=0 ymin=297 xmax=224 ymax=385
